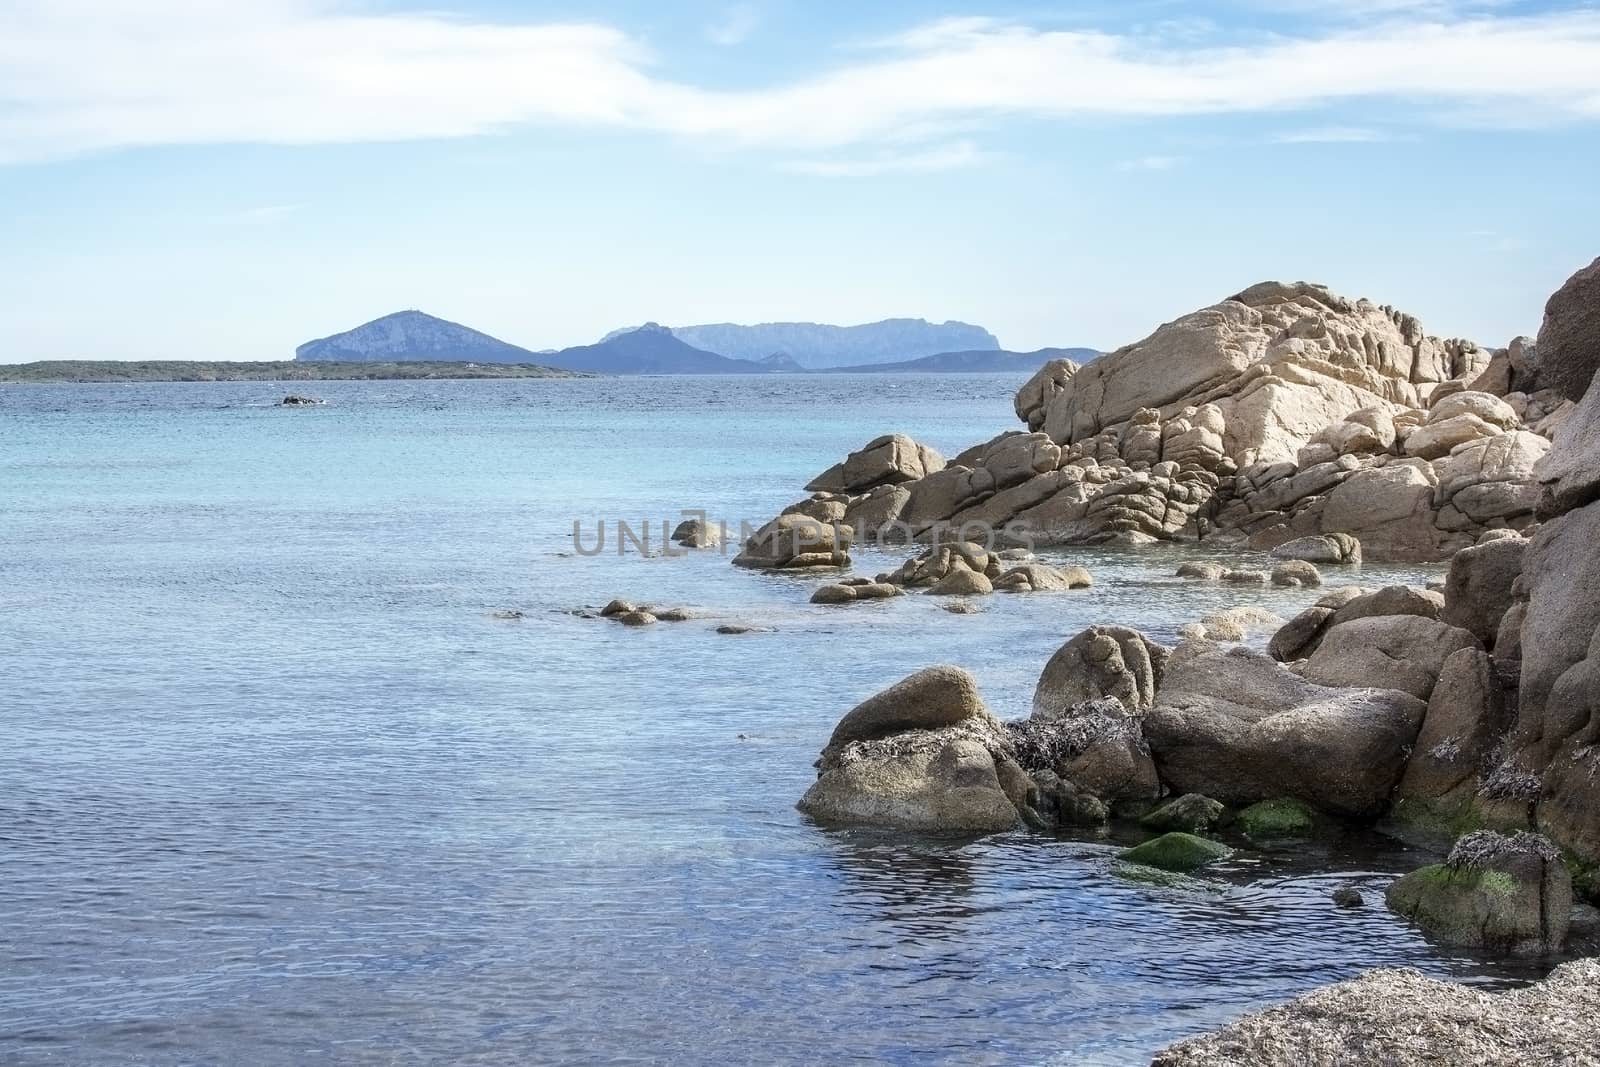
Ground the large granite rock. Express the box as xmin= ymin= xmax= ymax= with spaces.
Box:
xmin=1032 ymin=626 xmax=1169 ymax=718
xmin=805 ymin=433 xmax=944 ymax=494
xmin=1299 ymin=615 xmax=1482 ymax=701
xmin=1038 ymin=282 xmax=1486 ymax=463
xmin=1442 ymin=535 xmax=1528 ymax=647
xmin=1393 ymin=649 xmax=1516 ymax=827
xmin=1386 ymin=831 xmax=1572 ymax=955
xmin=1144 ymin=647 xmax=1427 ymax=817
xmin=1536 ymin=255 xmax=1600 ymax=402
xmin=1152 ymin=958 xmax=1600 ymax=1066
xmin=798 ymin=731 xmax=1023 ymax=833
xmin=800 ymin=666 xmax=1023 ymax=832
xmin=732 ymin=513 xmax=852 ymax=570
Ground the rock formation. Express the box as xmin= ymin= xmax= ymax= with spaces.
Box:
xmin=747 ymin=281 xmax=1565 ymax=562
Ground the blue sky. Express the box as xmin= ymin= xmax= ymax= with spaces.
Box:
xmin=1 ymin=0 xmax=1598 ymax=362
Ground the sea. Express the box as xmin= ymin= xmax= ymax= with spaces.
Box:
xmin=0 ymin=374 xmax=1574 ymax=1065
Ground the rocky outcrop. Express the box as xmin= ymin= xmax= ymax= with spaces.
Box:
xmin=1152 ymin=958 xmax=1600 ymax=1066
xmin=1032 ymin=626 xmax=1169 ymax=718
xmin=740 ymin=281 xmax=1548 ymax=563
xmin=805 ymin=433 xmax=944 ymax=494
xmin=732 ymin=513 xmax=852 ymax=570
xmin=1386 ymin=831 xmax=1572 ymax=955
xmin=1144 ymin=647 xmax=1427 ymax=817
xmin=1536 ymin=256 xmax=1600 ymax=402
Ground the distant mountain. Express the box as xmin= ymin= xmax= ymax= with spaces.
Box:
xmin=831 ymin=347 xmax=1100 ymax=373
xmin=544 ymin=323 xmax=772 ymax=374
xmin=296 ymin=310 xmax=537 ymax=363
xmin=604 ymin=318 xmax=1001 ymax=368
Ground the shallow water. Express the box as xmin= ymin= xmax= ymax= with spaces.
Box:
xmin=0 ymin=375 xmax=1570 ymax=1065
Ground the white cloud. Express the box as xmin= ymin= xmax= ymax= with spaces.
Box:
xmin=706 ymin=4 xmax=761 ymax=47
xmin=781 ymin=141 xmax=988 ymax=177
xmin=1272 ymin=126 xmax=1395 ymax=142
xmin=2 ymin=2 xmax=1600 ymax=164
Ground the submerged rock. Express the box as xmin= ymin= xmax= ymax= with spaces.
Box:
xmin=1120 ymin=832 xmax=1232 ymax=873
xmin=1386 ymin=831 xmax=1572 ymax=956
xmin=1153 ymin=958 xmax=1600 ymax=1066
xmin=1331 ymin=886 xmax=1365 ymax=908
xmin=1236 ymin=798 xmax=1318 ymax=839
xmin=1270 ymin=560 xmax=1322 ymax=587
xmin=615 ymin=610 xmax=657 ymax=627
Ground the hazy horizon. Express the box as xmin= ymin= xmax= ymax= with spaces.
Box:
xmin=3 ymin=0 xmax=1599 ymax=363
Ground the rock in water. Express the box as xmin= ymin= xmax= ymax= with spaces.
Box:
xmin=1152 ymin=958 xmax=1600 ymax=1066
xmin=1119 ymin=832 xmax=1232 ymax=873
xmin=797 ymin=732 xmax=1023 ymax=833
xmin=1536 ymin=255 xmax=1600 ymax=402
xmin=805 ymin=433 xmax=945 ymax=494
xmin=731 ymin=513 xmax=852 ymax=570
xmin=1032 ymin=626 xmax=1168 ymax=718
xmin=1144 ymin=647 xmax=1426 ymax=817
xmin=1386 ymin=831 xmax=1572 ymax=956
xmin=1236 ymin=798 xmax=1317 ymax=839
xmin=1270 ymin=534 xmax=1362 ymax=565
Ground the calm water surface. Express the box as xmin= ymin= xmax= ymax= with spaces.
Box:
xmin=0 ymin=375 xmax=1571 ymax=1065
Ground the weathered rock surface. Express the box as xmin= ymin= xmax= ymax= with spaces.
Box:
xmin=1008 ymin=697 xmax=1161 ymax=803
xmin=1141 ymin=794 xmax=1225 ymax=834
xmin=1442 ymin=535 xmax=1527 ymax=647
xmin=799 ymin=731 xmax=1023 ymax=833
xmin=992 ymin=562 xmax=1093 ymax=592
xmin=1386 ymin=831 xmax=1572 ymax=955
xmin=1144 ymin=648 xmax=1427 ymax=817
xmin=1393 ymin=649 xmax=1516 ymax=825
xmin=1033 ymin=626 xmax=1169 ymax=718
xmin=805 ymin=433 xmax=944 ymax=494
xmin=732 ymin=513 xmax=852 ymax=570
xmin=800 ymin=667 xmax=1022 ymax=832
xmin=1536 ymin=255 xmax=1600 ymax=402
xmin=1152 ymin=958 xmax=1600 ymax=1066
xmin=1298 ymin=615 xmax=1481 ymax=701
xmin=741 ymin=281 xmax=1531 ymax=563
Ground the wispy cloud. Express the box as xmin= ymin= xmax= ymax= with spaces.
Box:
xmin=1272 ymin=126 xmax=1396 ymax=143
xmin=781 ymin=142 xmax=988 ymax=177
xmin=1115 ymin=154 xmax=1182 ymax=171
xmin=705 ymin=4 xmax=761 ymax=47
xmin=3 ymin=3 xmax=1600 ymax=165
xmin=208 ymin=203 xmax=301 ymax=225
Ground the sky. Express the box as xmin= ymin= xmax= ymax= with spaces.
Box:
xmin=1 ymin=0 xmax=1598 ymax=362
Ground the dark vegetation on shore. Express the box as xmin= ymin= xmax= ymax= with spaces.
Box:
xmin=0 ymin=360 xmax=585 ymax=384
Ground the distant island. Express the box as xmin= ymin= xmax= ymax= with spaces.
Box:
xmin=1 ymin=360 xmax=582 ymax=384
xmin=3 ymin=312 xmax=1099 ymax=381
xmin=294 ymin=310 xmax=1098 ymax=375
xmin=608 ymin=318 xmax=1002 ymax=368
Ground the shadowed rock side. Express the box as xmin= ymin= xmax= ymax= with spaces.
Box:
xmin=743 ymin=281 xmax=1573 ymax=564
xmin=1151 ymin=958 xmax=1600 ymax=1067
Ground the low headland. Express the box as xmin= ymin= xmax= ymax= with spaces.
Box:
xmin=0 ymin=360 xmax=584 ymax=384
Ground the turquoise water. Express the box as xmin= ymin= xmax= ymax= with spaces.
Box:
xmin=0 ymin=375 xmax=1560 ymax=1065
